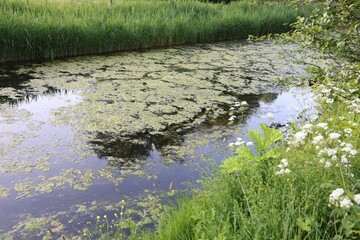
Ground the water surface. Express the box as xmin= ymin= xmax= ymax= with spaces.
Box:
xmin=0 ymin=41 xmax=312 ymax=239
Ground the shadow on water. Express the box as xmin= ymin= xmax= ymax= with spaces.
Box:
xmin=89 ymin=92 xmax=278 ymax=167
xmin=0 ymin=67 xmax=72 ymax=105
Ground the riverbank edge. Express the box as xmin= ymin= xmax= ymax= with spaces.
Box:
xmin=138 ymin=74 xmax=360 ymax=239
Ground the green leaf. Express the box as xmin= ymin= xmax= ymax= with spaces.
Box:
xmin=260 ymin=148 xmax=280 ymax=161
xmin=236 ymin=146 xmax=256 ymax=161
xmin=248 ymin=129 xmax=263 ymax=149
xmin=296 ymin=217 xmax=313 ymax=232
xmin=261 ymin=123 xmax=283 ymax=145
xmin=221 ymin=157 xmax=243 ymax=174
xmin=248 ymin=123 xmax=283 ymax=151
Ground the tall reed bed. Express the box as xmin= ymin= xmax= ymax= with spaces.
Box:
xmin=0 ymin=0 xmax=313 ymax=63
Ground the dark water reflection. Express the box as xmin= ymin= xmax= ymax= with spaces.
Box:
xmin=0 ymin=41 xmax=313 ymax=239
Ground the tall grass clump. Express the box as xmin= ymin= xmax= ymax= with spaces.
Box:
xmin=0 ymin=0 xmax=314 ymax=63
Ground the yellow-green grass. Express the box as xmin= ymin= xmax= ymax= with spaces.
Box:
xmin=0 ymin=0 xmax=314 ymax=63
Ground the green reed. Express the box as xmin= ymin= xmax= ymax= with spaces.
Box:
xmin=0 ymin=0 xmax=313 ymax=63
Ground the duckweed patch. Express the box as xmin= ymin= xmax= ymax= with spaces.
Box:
xmin=0 ymin=187 xmax=10 ymax=198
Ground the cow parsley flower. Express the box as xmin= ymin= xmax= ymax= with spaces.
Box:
xmin=275 ymin=159 xmax=291 ymax=175
xmin=329 ymin=188 xmax=345 ymax=206
xmin=317 ymin=122 xmax=328 ymax=130
xmin=291 ymin=131 xmax=308 ymax=146
xmin=302 ymin=123 xmax=313 ymax=130
xmin=312 ymin=135 xmax=324 ymax=145
xmin=246 ymin=141 xmax=253 ymax=146
xmin=354 ymin=194 xmax=360 ymax=205
xmin=324 ymin=161 xmax=332 ymax=168
xmin=328 ymin=132 xmax=341 ymax=139
xmin=349 ymin=150 xmax=358 ymax=156
xmin=325 ymin=148 xmax=337 ymax=157
xmin=341 ymin=155 xmax=349 ymax=164
xmin=339 ymin=197 xmax=353 ymax=209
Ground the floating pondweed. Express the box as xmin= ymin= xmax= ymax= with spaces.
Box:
xmin=0 ymin=41 xmax=309 ymax=238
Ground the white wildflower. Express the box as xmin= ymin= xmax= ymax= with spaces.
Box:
xmin=339 ymin=116 xmax=345 ymax=120
xmin=324 ymin=161 xmax=332 ymax=168
xmin=331 ymin=155 xmax=338 ymax=161
xmin=328 ymin=132 xmax=341 ymax=139
xmin=281 ymin=159 xmax=289 ymax=167
xmin=339 ymin=197 xmax=353 ymax=209
xmin=302 ymin=123 xmax=313 ymax=131
xmin=291 ymin=131 xmax=308 ymax=146
xmin=240 ymin=101 xmax=248 ymax=106
xmin=325 ymin=148 xmax=337 ymax=157
xmin=312 ymin=135 xmax=324 ymax=145
xmin=246 ymin=141 xmax=253 ymax=146
xmin=349 ymin=88 xmax=356 ymax=93
xmin=349 ymin=150 xmax=358 ymax=156
xmin=275 ymin=159 xmax=291 ymax=175
xmin=354 ymin=194 xmax=360 ymax=205
xmin=341 ymin=155 xmax=348 ymax=164
xmin=329 ymin=188 xmax=345 ymax=206
xmin=317 ymin=122 xmax=328 ymax=130
xmin=345 ymin=143 xmax=353 ymax=148
xmin=234 ymin=138 xmax=244 ymax=146
xmin=343 ymin=128 xmax=352 ymax=133
xmin=228 ymin=115 xmax=236 ymax=121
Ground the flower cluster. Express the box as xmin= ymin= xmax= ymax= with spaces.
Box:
xmin=228 ymin=101 xmax=248 ymax=122
xmin=328 ymin=188 xmax=360 ymax=209
xmin=228 ymin=137 xmax=253 ymax=147
xmin=275 ymin=159 xmax=291 ymax=175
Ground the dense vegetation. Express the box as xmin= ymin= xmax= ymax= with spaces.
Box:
xmin=132 ymin=0 xmax=359 ymax=239
xmin=0 ymin=0 xmax=314 ymax=63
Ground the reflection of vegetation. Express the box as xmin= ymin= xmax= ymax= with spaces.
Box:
xmin=259 ymin=92 xmax=278 ymax=103
xmin=0 ymin=67 xmax=68 ymax=105
xmin=89 ymin=93 xmax=274 ymax=167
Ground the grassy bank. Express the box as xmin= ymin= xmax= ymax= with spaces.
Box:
xmin=0 ymin=0 xmax=314 ymax=63
xmin=144 ymin=91 xmax=359 ymax=239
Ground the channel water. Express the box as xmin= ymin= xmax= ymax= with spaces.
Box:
xmin=0 ymin=41 xmax=312 ymax=239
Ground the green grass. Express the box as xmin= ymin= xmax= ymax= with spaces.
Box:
xmin=0 ymin=0 xmax=314 ymax=63
xmin=139 ymin=83 xmax=360 ymax=239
